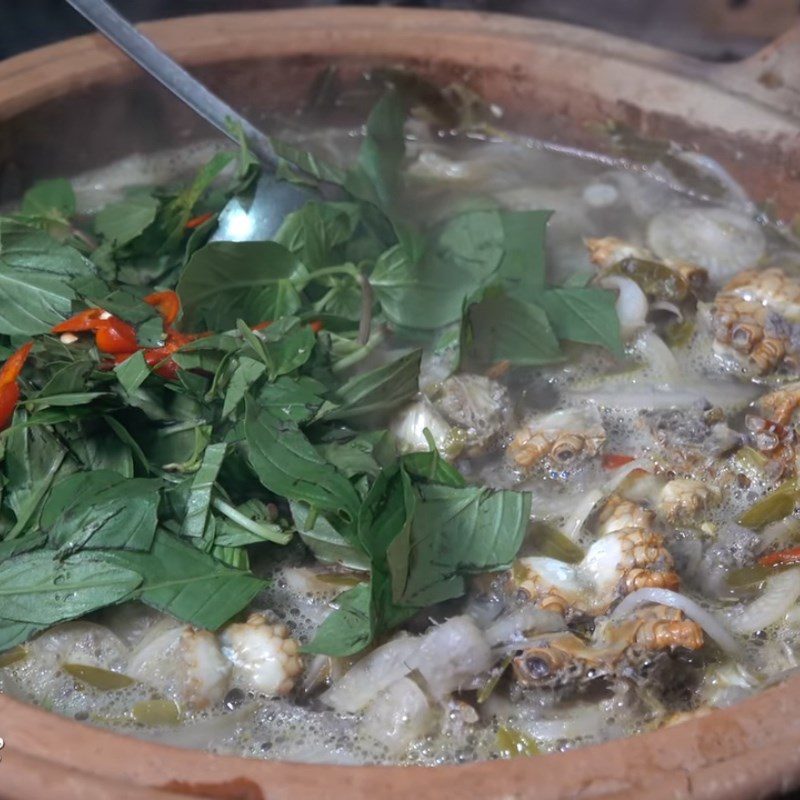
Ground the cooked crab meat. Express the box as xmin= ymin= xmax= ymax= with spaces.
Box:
xmin=710 ymin=268 xmax=800 ymax=375
xmin=744 ymin=414 xmax=799 ymax=479
xmin=596 ymin=496 xmax=655 ymax=535
xmin=507 ymin=407 xmax=606 ymax=473
xmin=583 ymin=527 xmax=680 ymax=607
xmin=220 ymin=613 xmax=302 ymax=697
xmin=656 ymin=479 xmax=721 ymax=524
xmin=639 ymin=403 xmax=741 ymax=475
xmin=127 ymin=624 xmax=231 ymax=710
xmin=512 ymin=605 xmax=703 ymax=689
xmin=429 ymin=373 xmax=509 ymax=455
xmin=757 ymin=382 xmax=800 ymax=426
xmin=586 ymin=236 xmax=707 ymax=298
xmin=515 ymin=522 xmax=679 ymax=618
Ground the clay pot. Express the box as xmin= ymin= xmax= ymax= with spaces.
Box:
xmin=1 ymin=9 xmax=800 ymax=800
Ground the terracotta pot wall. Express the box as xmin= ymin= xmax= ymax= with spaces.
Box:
xmin=1 ymin=9 xmax=800 ymax=800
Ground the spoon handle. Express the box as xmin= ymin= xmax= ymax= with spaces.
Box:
xmin=65 ymin=0 xmax=278 ymax=168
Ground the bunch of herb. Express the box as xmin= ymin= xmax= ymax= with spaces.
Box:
xmin=0 ymin=90 xmax=621 ymax=655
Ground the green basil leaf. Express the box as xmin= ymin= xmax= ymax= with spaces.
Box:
xmin=467 ymin=289 xmax=562 ymax=366
xmin=41 ymin=470 xmax=161 ymax=553
xmin=222 ymin=356 xmax=266 ymax=418
xmin=177 ymin=241 xmax=304 ymax=330
xmin=351 ymin=90 xmax=406 ymax=208
xmin=106 ymin=530 xmax=264 ymax=630
xmin=274 ymin=201 xmax=361 ymax=271
xmin=371 ymin=210 xmax=504 ymax=330
xmin=180 ymin=442 xmax=226 ymax=540
xmin=537 ymin=286 xmax=623 ymax=356
xmin=94 ymin=193 xmax=160 ymax=246
xmin=389 ymin=483 xmax=530 ymax=607
xmin=245 ymin=397 xmax=360 ymax=527
xmin=21 ymin=179 xmax=75 ymax=220
xmin=321 ymin=349 xmax=420 ymax=425
xmin=0 ymin=550 xmax=142 ymax=624
xmin=495 ymin=210 xmax=551 ymax=295
xmin=114 ymin=351 xmax=151 ymax=394
xmin=302 ymin=582 xmax=373 ymax=656
xmin=291 ymin=500 xmax=370 ymax=571
xmin=255 ymin=376 xmax=325 ymax=423
xmin=0 ymin=218 xmax=96 ymax=335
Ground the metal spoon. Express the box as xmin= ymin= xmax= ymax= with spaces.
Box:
xmin=65 ymin=0 xmax=313 ymax=240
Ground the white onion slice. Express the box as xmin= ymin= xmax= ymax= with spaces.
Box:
xmin=610 ymin=588 xmax=741 ymax=658
xmin=599 ymin=275 xmax=648 ymax=341
xmin=647 ymin=207 xmax=765 ymax=282
xmin=728 ymin=568 xmax=800 ymax=636
xmin=484 ymin=606 xmax=566 ymax=646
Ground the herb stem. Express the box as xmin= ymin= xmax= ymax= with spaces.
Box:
xmin=211 ymin=497 xmax=292 ymax=544
xmin=357 ymin=273 xmax=373 ymax=345
xmin=295 ymin=264 xmax=359 ymax=288
xmin=331 ymin=330 xmax=386 ymax=374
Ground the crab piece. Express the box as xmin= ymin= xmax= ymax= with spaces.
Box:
xmin=710 ymin=268 xmax=800 ymax=375
xmin=757 ymin=382 xmax=800 ymax=427
xmin=744 ymin=414 xmax=799 ymax=480
xmin=507 ymin=407 xmax=606 ymax=474
xmin=126 ymin=624 xmax=231 ymax=711
xmin=596 ymin=496 xmax=655 ymax=535
xmin=582 ymin=527 xmax=680 ymax=609
xmin=512 ymin=605 xmax=703 ymax=688
xmin=639 ymin=403 xmax=741 ymax=475
xmin=514 ymin=515 xmax=679 ymax=619
xmin=585 ymin=236 xmax=707 ymax=299
xmin=429 ymin=373 xmax=509 ymax=455
xmin=513 ymin=557 xmax=587 ymax=617
xmin=219 ymin=612 xmax=302 ymax=697
xmin=656 ymin=479 xmax=721 ymax=524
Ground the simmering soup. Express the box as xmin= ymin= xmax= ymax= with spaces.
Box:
xmin=1 ymin=76 xmax=799 ymax=765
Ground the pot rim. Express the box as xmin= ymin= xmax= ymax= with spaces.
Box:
xmin=1 ymin=8 xmax=800 ymax=800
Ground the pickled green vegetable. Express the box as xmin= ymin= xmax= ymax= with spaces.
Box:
xmin=0 ymin=645 xmax=27 ymax=668
xmin=734 ymin=446 xmax=769 ymax=473
xmin=316 ymin=572 xmax=367 ymax=588
xmin=477 ymin=655 xmax=513 ymax=704
xmin=530 ymin=521 xmax=584 ymax=563
xmin=726 ymin=564 xmax=773 ymax=589
xmin=739 ymin=480 xmax=798 ymax=530
xmin=63 ymin=662 xmax=136 ymax=690
xmin=132 ymin=699 xmax=181 ymax=725
xmin=496 ymin=725 xmax=540 ymax=758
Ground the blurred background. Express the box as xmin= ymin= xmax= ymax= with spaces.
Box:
xmin=0 ymin=0 xmax=798 ymax=62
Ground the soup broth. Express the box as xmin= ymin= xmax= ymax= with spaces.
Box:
xmin=1 ymin=90 xmax=799 ymax=765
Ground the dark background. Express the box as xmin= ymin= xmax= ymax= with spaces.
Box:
xmin=1 ymin=0 xmax=798 ymax=63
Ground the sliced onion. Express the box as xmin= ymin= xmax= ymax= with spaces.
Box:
xmin=610 ymin=588 xmax=741 ymax=658
xmin=599 ymin=275 xmax=648 ymax=341
xmin=360 ymin=677 xmax=434 ymax=754
xmin=647 ymin=206 xmax=765 ymax=283
xmin=634 ymin=329 xmax=681 ymax=384
xmin=484 ymin=606 xmax=566 ymax=646
xmin=728 ymin=568 xmax=800 ymax=635
xmin=322 ymin=616 xmax=492 ymax=713
xmin=513 ymin=702 xmax=609 ymax=741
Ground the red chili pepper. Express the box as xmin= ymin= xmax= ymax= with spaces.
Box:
xmin=252 ymin=321 xmax=272 ymax=332
xmin=52 ymin=308 xmax=107 ymax=334
xmin=93 ymin=319 xmax=139 ymax=354
xmin=758 ymin=545 xmax=800 ymax=568
xmin=602 ymin=453 xmax=636 ymax=470
xmin=52 ymin=309 xmax=138 ymax=354
xmin=0 ymin=341 xmax=33 ymax=430
xmin=144 ymin=291 xmax=181 ymax=327
xmin=185 ymin=211 xmax=214 ymax=230
xmin=310 ymin=320 xmax=324 ymax=334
